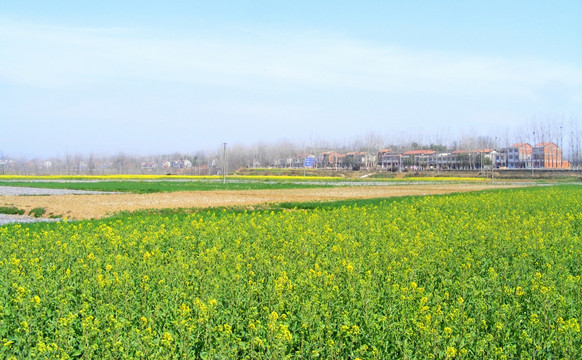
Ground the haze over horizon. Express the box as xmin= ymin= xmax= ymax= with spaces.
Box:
xmin=1 ymin=1 xmax=581 ymax=158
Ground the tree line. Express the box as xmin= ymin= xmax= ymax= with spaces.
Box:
xmin=1 ymin=118 xmax=580 ymax=175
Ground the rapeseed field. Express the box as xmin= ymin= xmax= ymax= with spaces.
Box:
xmin=1 ymin=186 xmax=580 ymax=358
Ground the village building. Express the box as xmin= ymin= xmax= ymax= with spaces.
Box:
xmin=533 ymin=142 xmax=568 ymax=169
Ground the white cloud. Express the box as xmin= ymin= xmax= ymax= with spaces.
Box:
xmin=1 ymin=19 xmax=581 ymax=104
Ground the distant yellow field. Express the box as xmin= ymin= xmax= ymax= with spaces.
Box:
xmin=0 ymin=174 xmax=486 ymax=182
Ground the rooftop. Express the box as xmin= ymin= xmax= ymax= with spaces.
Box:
xmin=403 ymin=150 xmax=436 ymax=155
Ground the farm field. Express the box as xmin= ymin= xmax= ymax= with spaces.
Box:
xmin=0 ymin=174 xmax=493 ymax=195
xmin=0 ymin=185 xmax=581 ymax=358
xmin=0 ymin=183 xmax=519 ymax=220
xmin=0 ymin=180 xmax=333 ymax=194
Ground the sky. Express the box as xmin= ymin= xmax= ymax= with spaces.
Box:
xmin=1 ymin=1 xmax=581 ymax=157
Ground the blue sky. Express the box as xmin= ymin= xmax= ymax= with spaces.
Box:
xmin=1 ymin=1 xmax=581 ymax=157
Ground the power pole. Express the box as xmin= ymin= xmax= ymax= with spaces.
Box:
xmin=223 ymin=142 xmax=227 ymax=184
xmin=496 ymin=136 xmax=497 ymax=184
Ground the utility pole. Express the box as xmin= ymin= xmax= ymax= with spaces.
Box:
xmin=223 ymin=142 xmax=227 ymax=184
xmin=496 ymin=136 xmax=497 ymax=184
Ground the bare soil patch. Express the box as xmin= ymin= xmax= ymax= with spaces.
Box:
xmin=0 ymin=183 xmax=522 ymax=220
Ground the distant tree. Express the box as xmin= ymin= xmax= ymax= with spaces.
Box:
xmin=113 ymin=153 xmax=128 ymax=174
xmin=429 ymin=144 xmax=448 ymax=152
xmin=0 ymin=152 xmax=5 ymax=175
xmin=87 ymin=153 xmax=95 ymax=175
xmin=342 ymin=154 xmax=361 ymax=171
xmin=457 ymin=153 xmax=470 ymax=169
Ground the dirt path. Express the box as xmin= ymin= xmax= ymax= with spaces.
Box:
xmin=0 ymin=183 xmax=523 ymax=220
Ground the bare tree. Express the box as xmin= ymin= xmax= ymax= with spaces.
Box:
xmin=569 ymin=118 xmax=581 ymax=169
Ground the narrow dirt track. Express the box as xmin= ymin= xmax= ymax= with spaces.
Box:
xmin=0 ymin=183 xmax=523 ymax=220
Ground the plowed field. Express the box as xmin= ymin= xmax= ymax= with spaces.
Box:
xmin=0 ymin=183 xmax=521 ymax=219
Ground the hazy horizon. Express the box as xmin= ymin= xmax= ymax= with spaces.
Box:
xmin=1 ymin=1 xmax=580 ymax=158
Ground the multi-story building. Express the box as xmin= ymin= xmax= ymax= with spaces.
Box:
xmin=377 ymin=149 xmax=401 ymax=170
xmin=508 ymin=143 xmax=532 ymax=168
xmin=320 ymin=151 xmax=342 ymax=168
xmin=434 ymin=153 xmax=455 ymax=169
xmin=494 ymin=149 xmax=507 ymax=168
xmin=343 ymin=152 xmax=377 ymax=169
xmin=495 ymin=142 xmax=570 ymax=169
xmin=533 ymin=142 xmax=564 ymax=169
xmin=402 ymin=150 xmax=436 ymax=169
xmin=320 ymin=143 xmax=570 ymax=171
